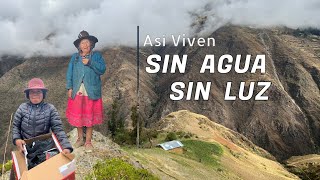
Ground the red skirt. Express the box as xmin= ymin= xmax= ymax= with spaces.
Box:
xmin=66 ymin=84 xmax=103 ymax=127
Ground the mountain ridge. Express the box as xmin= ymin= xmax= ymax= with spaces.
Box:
xmin=0 ymin=25 xmax=319 ymax=162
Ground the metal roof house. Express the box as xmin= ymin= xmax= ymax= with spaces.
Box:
xmin=158 ymin=140 xmax=184 ymax=151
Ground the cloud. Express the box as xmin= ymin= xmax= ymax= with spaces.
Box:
xmin=0 ymin=0 xmax=319 ymax=57
xmin=216 ymin=0 xmax=320 ymax=28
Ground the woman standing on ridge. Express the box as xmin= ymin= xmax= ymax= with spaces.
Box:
xmin=66 ymin=30 xmax=106 ymax=152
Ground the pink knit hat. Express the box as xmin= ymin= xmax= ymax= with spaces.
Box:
xmin=24 ymin=78 xmax=48 ymax=93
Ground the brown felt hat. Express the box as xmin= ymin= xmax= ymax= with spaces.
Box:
xmin=73 ymin=30 xmax=98 ymax=48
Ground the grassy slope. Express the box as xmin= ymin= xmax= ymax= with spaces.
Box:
xmin=124 ymin=110 xmax=299 ymax=180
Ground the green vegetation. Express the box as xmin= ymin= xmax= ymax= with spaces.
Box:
xmin=176 ymin=131 xmax=193 ymax=139
xmin=293 ymin=27 xmax=320 ymax=37
xmin=108 ymin=98 xmax=124 ymax=138
xmin=85 ymin=158 xmax=159 ymax=180
xmin=181 ymin=140 xmax=223 ymax=167
xmin=165 ymin=132 xmax=177 ymax=141
xmin=108 ymin=99 xmax=135 ymax=145
xmin=164 ymin=131 xmax=193 ymax=141
xmin=108 ymin=100 xmax=159 ymax=147
xmin=0 ymin=160 xmax=13 ymax=175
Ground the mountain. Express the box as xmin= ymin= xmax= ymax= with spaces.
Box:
xmin=0 ymin=55 xmax=24 ymax=77
xmin=0 ymin=26 xmax=319 ymax=163
xmin=147 ymin=26 xmax=320 ymax=160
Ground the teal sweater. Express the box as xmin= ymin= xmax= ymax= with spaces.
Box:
xmin=66 ymin=51 xmax=106 ymax=100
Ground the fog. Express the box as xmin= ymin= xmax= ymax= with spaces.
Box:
xmin=0 ymin=0 xmax=319 ymax=57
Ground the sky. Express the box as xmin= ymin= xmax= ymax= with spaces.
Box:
xmin=0 ymin=0 xmax=319 ymax=57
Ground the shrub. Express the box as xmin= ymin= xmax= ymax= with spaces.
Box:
xmin=165 ymin=132 xmax=177 ymax=141
xmin=114 ymin=129 xmax=134 ymax=145
xmin=183 ymin=132 xmax=192 ymax=139
xmin=85 ymin=158 xmax=158 ymax=180
xmin=176 ymin=131 xmax=193 ymax=139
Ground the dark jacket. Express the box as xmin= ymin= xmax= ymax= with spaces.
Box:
xmin=12 ymin=101 xmax=73 ymax=152
xmin=66 ymin=51 xmax=106 ymax=100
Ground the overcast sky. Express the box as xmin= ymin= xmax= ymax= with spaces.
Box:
xmin=0 ymin=0 xmax=319 ymax=57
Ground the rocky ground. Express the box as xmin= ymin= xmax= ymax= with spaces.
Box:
xmin=1 ymin=129 xmax=140 ymax=180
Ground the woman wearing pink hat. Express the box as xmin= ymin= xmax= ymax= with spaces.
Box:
xmin=12 ymin=78 xmax=73 ymax=169
xmin=66 ymin=31 xmax=106 ymax=152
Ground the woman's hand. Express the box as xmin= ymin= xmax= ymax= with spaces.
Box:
xmin=82 ymin=58 xmax=89 ymax=65
xmin=15 ymin=139 xmax=26 ymax=153
xmin=62 ymin=149 xmax=71 ymax=154
xmin=68 ymin=89 xmax=73 ymax=98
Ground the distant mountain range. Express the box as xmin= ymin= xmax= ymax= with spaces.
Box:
xmin=0 ymin=26 xmax=319 ymax=163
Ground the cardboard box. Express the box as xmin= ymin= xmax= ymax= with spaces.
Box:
xmin=11 ymin=133 xmax=75 ymax=180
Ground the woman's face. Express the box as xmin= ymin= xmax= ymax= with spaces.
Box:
xmin=79 ymin=39 xmax=91 ymax=54
xmin=29 ymin=89 xmax=43 ymax=104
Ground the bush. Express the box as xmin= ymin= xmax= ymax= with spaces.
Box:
xmin=183 ymin=133 xmax=192 ymax=139
xmin=148 ymin=130 xmax=159 ymax=139
xmin=176 ymin=131 xmax=193 ymax=139
xmin=165 ymin=132 xmax=177 ymax=141
xmin=114 ymin=129 xmax=134 ymax=145
xmin=85 ymin=158 xmax=158 ymax=180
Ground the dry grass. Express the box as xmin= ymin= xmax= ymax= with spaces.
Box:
xmin=126 ymin=110 xmax=299 ymax=180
